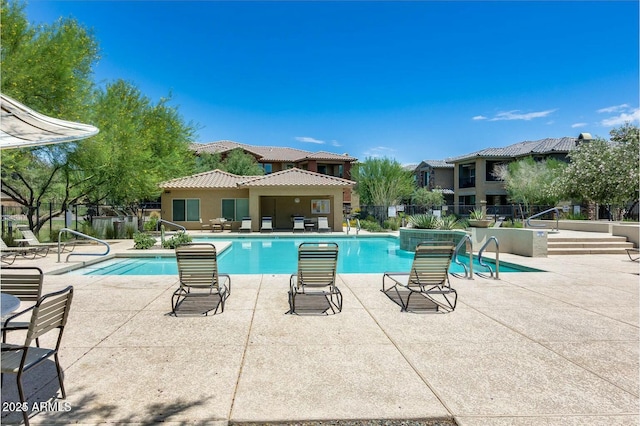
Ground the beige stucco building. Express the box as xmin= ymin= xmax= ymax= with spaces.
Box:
xmin=159 ymin=168 xmax=355 ymax=232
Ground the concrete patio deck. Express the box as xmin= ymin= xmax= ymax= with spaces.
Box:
xmin=1 ymin=232 xmax=638 ymax=425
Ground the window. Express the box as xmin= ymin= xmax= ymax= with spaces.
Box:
xmin=486 ymin=161 xmax=506 ymax=181
xmin=459 ymin=195 xmax=476 ymax=209
xmin=459 ymin=164 xmax=476 ymax=188
xmin=261 ymin=163 xmax=272 ymax=174
xmin=221 ymin=198 xmax=249 ymax=221
xmin=172 ymin=199 xmax=200 ymax=222
xmin=318 ymin=165 xmax=327 ymax=175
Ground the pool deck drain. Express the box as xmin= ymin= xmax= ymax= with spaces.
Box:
xmin=1 ymin=231 xmax=638 ymax=425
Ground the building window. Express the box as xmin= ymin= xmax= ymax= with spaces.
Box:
xmin=459 ymin=164 xmax=476 ymax=188
xmin=318 ymin=165 xmax=327 ymax=175
xmin=338 ymin=165 xmax=343 ymax=178
xmin=285 ymin=163 xmax=294 ymax=170
xmin=422 ymin=170 xmax=431 ymax=188
xmin=172 ymin=199 xmax=200 ymax=222
xmin=261 ymin=163 xmax=273 ymax=174
xmin=458 ymin=195 xmax=476 ymax=211
xmin=221 ymin=198 xmax=249 ymax=221
xmin=486 ymin=161 xmax=506 ymax=181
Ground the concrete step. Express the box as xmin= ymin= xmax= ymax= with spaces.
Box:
xmin=548 ymin=247 xmax=633 ymax=255
xmin=548 ymin=241 xmax=634 ymax=249
xmin=547 ymin=236 xmax=628 ymax=243
xmin=547 ymin=235 xmax=633 ymax=255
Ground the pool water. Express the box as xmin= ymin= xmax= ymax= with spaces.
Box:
xmin=67 ymin=236 xmax=539 ymax=275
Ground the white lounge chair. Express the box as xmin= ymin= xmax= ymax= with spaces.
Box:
xmin=293 ymin=217 xmax=305 ymax=232
xmin=239 ymin=217 xmax=252 ymax=232
xmin=261 ymin=216 xmax=273 ymax=233
xmin=317 ymin=217 xmax=331 ymax=232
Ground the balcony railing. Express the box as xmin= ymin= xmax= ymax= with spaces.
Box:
xmin=459 ymin=177 xmax=476 ymax=188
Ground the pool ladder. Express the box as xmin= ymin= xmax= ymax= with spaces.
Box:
xmin=477 ymin=236 xmax=500 ymax=280
xmin=452 ymin=235 xmax=500 ymax=280
xmin=453 ymin=235 xmax=474 ymax=279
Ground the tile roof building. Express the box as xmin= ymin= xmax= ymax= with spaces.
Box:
xmin=159 ymin=168 xmax=355 ymax=232
xmin=445 ymin=134 xmax=589 ymax=215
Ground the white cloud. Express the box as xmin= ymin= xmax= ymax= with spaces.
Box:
xmin=597 ymin=104 xmax=630 ymax=114
xmin=472 ymin=115 xmax=487 ymax=121
xmin=600 ymin=108 xmax=640 ymax=126
xmin=363 ymin=146 xmax=396 ymax=158
xmin=488 ymin=109 xmax=557 ymax=121
xmin=295 ymin=136 xmax=325 ymax=144
xmin=331 ymin=140 xmax=341 ymax=147
xmin=571 ymin=122 xmax=588 ymax=128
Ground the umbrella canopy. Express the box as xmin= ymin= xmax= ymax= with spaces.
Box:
xmin=0 ymin=93 xmax=99 ymax=149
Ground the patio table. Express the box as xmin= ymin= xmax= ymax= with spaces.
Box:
xmin=1 ymin=292 xmax=20 ymax=320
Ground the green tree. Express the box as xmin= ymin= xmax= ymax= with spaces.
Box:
xmin=561 ymin=124 xmax=639 ymax=220
xmin=0 ymin=0 xmax=100 ymax=231
xmin=411 ymin=187 xmax=445 ymax=210
xmin=352 ymin=157 xmax=415 ymax=221
xmin=1 ymin=0 xmax=98 ymax=119
xmin=221 ymin=148 xmax=265 ymax=176
xmin=194 ymin=152 xmax=225 ymax=173
xmin=493 ymin=156 xmax=565 ymax=217
xmin=72 ymin=80 xmax=195 ymax=206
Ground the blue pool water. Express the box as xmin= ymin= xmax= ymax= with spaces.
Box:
xmin=67 ymin=236 xmax=539 ymax=275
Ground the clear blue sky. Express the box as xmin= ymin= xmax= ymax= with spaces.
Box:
xmin=26 ymin=1 xmax=639 ymax=164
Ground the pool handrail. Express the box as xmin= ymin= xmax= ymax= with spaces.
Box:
xmin=476 ymin=236 xmax=500 ymax=280
xmin=156 ymin=219 xmax=186 ymax=233
xmin=452 ymin=235 xmax=473 ymax=280
xmin=525 ymin=207 xmax=560 ymax=231
xmin=58 ymin=228 xmax=110 ymax=263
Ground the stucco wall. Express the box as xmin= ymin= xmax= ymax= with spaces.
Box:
xmin=612 ymin=224 xmax=640 ymax=248
xmin=160 ymin=188 xmax=251 ymax=230
xmin=471 ymin=227 xmax=548 ymax=257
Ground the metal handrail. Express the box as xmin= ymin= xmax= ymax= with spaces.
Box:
xmin=355 ymin=218 xmax=361 ymax=235
xmin=452 ymin=235 xmax=473 ymax=279
xmin=156 ymin=219 xmax=186 ymax=232
xmin=57 ymin=228 xmax=110 ymax=263
xmin=525 ymin=207 xmax=560 ymax=231
xmin=477 ymin=236 xmax=500 ymax=279
xmin=345 ymin=216 xmax=351 ymax=234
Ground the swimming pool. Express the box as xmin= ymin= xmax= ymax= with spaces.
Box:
xmin=65 ymin=236 xmax=541 ymax=275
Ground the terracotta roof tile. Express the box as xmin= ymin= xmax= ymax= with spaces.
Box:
xmin=191 ymin=140 xmax=357 ymax=162
xmin=239 ymin=168 xmax=355 ymax=187
xmin=446 ymin=137 xmax=579 ymax=163
xmin=159 ymin=169 xmax=258 ymax=189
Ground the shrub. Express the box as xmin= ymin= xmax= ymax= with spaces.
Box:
xmin=469 ymin=209 xmax=485 ymax=220
xmin=81 ymin=219 xmax=98 ymax=237
xmin=408 ymin=214 xmax=442 ymax=229
xmin=144 ymin=215 xmax=159 ymax=232
xmin=359 ymin=219 xmax=384 ymax=232
xmin=383 ymin=217 xmax=401 ymax=231
xmin=439 ymin=215 xmax=466 ymax=230
xmin=162 ymin=232 xmax=192 ymax=249
xmin=133 ymin=232 xmax=157 ymax=249
xmin=125 ymin=224 xmax=136 ymax=239
xmin=104 ymin=224 xmax=116 ymax=240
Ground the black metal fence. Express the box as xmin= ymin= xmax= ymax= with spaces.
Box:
xmin=355 ymin=204 xmax=559 ymax=224
xmin=1 ymin=202 xmax=161 ymax=240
